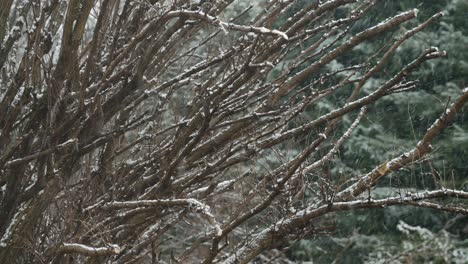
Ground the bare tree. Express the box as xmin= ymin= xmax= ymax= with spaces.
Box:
xmin=0 ymin=0 xmax=466 ymax=263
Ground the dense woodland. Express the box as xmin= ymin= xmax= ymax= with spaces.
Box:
xmin=0 ymin=0 xmax=467 ymax=263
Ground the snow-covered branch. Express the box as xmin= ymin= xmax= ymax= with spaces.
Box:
xmin=100 ymin=199 xmax=222 ymax=237
xmin=163 ymin=10 xmax=288 ymax=40
xmin=56 ymin=243 xmax=121 ymax=256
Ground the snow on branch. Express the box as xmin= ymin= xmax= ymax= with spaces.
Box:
xmin=296 ymin=189 xmax=468 ymax=220
xmin=100 ymin=199 xmax=222 ymax=237
xmin=56 ymin=243 xmax=121 ymax=256
xmin=4 ymin=138 xmax=78 ymax=167
xmin=163 ymin=10 xmax=288 ymax=40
